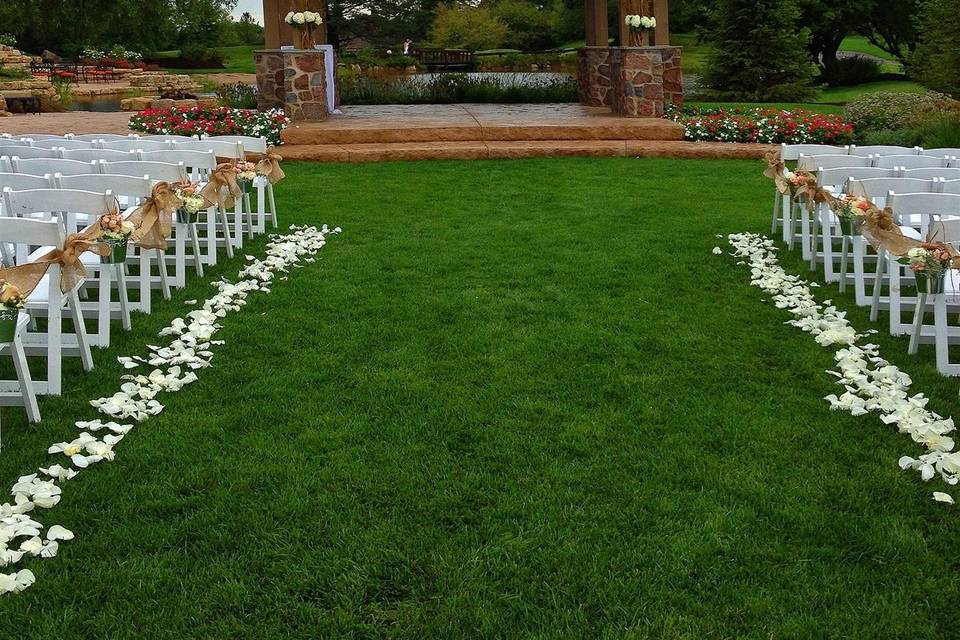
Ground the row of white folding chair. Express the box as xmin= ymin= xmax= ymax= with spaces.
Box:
xmin=798 ymin=154 xmax=956 ymax=171
xmin=780 ymin=143 xmax=960 ymax=159
xmin=0 ymin=202 xmax=98 ymax=401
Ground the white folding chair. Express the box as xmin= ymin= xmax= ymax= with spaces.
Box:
xmin=60 ymin=148 xmax=137 ymax=163
xmin=99 ymin=160 xmax=187 ymax=183
xmin=3 ymin=188 xmax=133 ymax=348
xmin=0 ymin=147 xmax=58 ymax=160
xmin=848 ymin=145 xmax=922 ymax=157
xmin=142 ymin=134 xmax=198 ymax=141
xmin=877 ymin=192 xmax=960 ymax=336
xmin=0 ymin=311 xmax=40 ymax=424
xmin=102 ymin=139 xmax=172 ymax=153
xmin=942 ymin=180 xmax=960 ymax=195
xmin=71 ymin=134 xmax=138 ymax=142
xmin=0 ymin=215 xmax=95 ymax=396
xmin=874 ymin=155 xmax=949 ymax=170
xmin=927 ymin=148 xmax=960 ymax=158
xmin=795 ymin=156 xmax=875 ymax=261
xmin=0 ymin=138 xmax=32 ymax=147
xmin=173 ymin=139 xmax=250 ymax=245
xmin=11 ymin=157 xmax=100 ymax=177
xmin=30 ymin=139 xmax=95 ymax=151
xmin=901 ymin=167 xmax=960 ymax=180
xmin=210 ymin=135 xmax=276 ymax=231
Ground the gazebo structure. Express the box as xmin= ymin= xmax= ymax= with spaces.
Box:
xmin=255 ymin=0 xmax=681 ymax=122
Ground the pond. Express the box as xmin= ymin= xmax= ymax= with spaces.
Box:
xmin=66 ymin=95 xmax=125 ymax=112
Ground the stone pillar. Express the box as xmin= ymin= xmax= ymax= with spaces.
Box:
xmin=609 ymin=46 xmax=682 ymax=117
xmin=576 ymin=47 xmax=613 ymax=107
xmin=255 ymin=49 xmax=329 ymax=121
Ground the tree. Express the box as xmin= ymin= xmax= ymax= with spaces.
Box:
xmin=863 ymin=0 xmax=920 ymax=66
xmin=797 ymin=0 xmax=863 ymax=86
xmin=428 ymin=4 xmax=509 ymax=51
xmin=700 ymin=0 xmax=816 ymax=102
xmin=912 ymin=0 xmax=960 ymax=97
xmin=488 ymin=0 xmax=556 ymax=51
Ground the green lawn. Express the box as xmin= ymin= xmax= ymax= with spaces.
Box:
xmin=839 ymin=35 xmax=898 ymax=62
xmin=818 ymin=79 xmax=928 ymax=104
xmin=2 ymin=158 xmax=960 ymax=637
xmin=153 ymin=44 xmax=259 ymax=75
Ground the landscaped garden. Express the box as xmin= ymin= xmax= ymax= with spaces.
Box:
xmin=2 ymin=158 xmax=960 ymax=637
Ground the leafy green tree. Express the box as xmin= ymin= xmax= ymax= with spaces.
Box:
xmin=862 ymin=0 xmax=920 ymax=66
xmin=429 ymin=4 xmax=509 ymax=51
xmin=701 ymin=0 xmax=816 ymax=101
xmin=912 ymin=0 xmax=960 ymax=97
xmin=488 ymin=0 xmax=556 ymax=51
xmin=797 ymin=0 xmax=863 ymax=85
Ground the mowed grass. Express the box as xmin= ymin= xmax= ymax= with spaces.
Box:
xmin=1 ymin=158 xmax=960 ymax=638
xmin=153 ymin=44 xmax=259 ymax=74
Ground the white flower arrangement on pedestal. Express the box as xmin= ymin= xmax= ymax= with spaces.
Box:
xmin=625 ymin=14 xmax=656 ymax=30
xmin=284 ymin=10 xmax=324 ymax=48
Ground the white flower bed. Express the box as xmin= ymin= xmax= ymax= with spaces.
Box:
xmin=726 ymin=232 xmax=958 ymax=504
xmin=0 ymin=224 xmax=340 ymax=595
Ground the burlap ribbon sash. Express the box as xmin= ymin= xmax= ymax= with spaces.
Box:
xmin=763 ymin=151 xmax=789 ymax=195
xmin=200 ymin=163 xmax=242 ymax=210
xmin=793 ymin=173 xmax=834 ymax=208
xmin=0 ymin=226 xmax=110 ymax=296
xmin=129 ymin=182 xmax=181 ymax=250
xmin=255 ymin=147 xmax=285 ymax=185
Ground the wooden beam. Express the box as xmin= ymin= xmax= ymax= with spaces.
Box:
xmin=653 ymin=0 xmax=670 ymax=46
xmin=584 ymin=0 xmax=608 ymax=47
xmin=263 ymin=0 xmax=329 ymax=49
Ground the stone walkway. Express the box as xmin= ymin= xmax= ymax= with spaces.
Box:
xmin=0 ymin=111 xmax=132 ymax=135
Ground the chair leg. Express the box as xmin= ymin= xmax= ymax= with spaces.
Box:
xmin=189 ymin=223 xmax=204 ymax=277
xmin=256 ymin=183 xmax=266 ymax=233
xmin=838 ymin=235 xmax=849 ymax=293
xmin=268 ymin=182 xmax=278 ymax=228
xmin=156 ymin=249 xmax=171 ymax=301
xmin=46 ymin=301 xmax=62 ymax=395
xmin=139 ymin=250 xmax=152 ymax=315
xmin=117 ymin=264 xmax=131 ymax=331
xmin=96 ymin=263 xmax=111 ymax=348
xmin=909 ymin=293 xmax=927 ymax=354
xmin=11 ymin=337 xmax=40 ymax=423
xmin=935 ymin=295 xmax=952 ymax=375
xmin=771 ymin=188 xmax=781 ymax=234
xmin=243 ymin=192 xmax=254 ymax=239
xmin=870 ymin=248 xmax=886 ymax=322
xmin=219 ymin=207 xmax=235 ymax=259
xmin=809 ymin=209 xmax=820 ymax=271
xmin=68 ymin=291 xmax=94 ymax=373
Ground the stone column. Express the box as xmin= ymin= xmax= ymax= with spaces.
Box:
xmin=255 ymin=49 xmax=329 ymax=121
xmin=608 ymin=46 xmax=683 ymax=117
xmin=576 ymin=47 xmax=613 ymax=107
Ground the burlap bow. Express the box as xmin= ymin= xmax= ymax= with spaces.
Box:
xmin=255 ymin=147 xmax=285 ymax=185
xmin=0 ymin=226 xmax=110 ymax=296
xmin=129 ymin=182 xmax=181 ymax=250
xmin=856 ymin=200 xmax=960 ymax=268
xmin=200 ymin=163 xmax=242 ymax=210
xmin=762 ymin=151 xmax=789 ymax=195
xmin=793 ymin=173 xmax=833 ymax=208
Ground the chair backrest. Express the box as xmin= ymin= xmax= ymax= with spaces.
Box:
xmin=0 ymin=138 xmax=32 ymax=147
xmin=798 ymin=154 xmax=873 ymax=171
xmin=0 ymin=146 xmax=58 ymax=159
xmin=142 ymin=134 xmax=198 ymax=141
xmin=56 ymin=173 xmax=152 ymax=201
xmin=926 ymin=148 xmax=960 ymax=158
xmin=0 ymin=213 xmax=68 ymax=292
xmin=940 ymin=179 xmax=960 ymax=195
xmin=3 ymin=188 xmax=115 ymax=233
xmin=848 ymin=145 xmax=921 ymax=157
xmin=29 ymin=139 xmax=94 ymax=151
xmin=0 ymin=172 xmax=54 ymax=192
xmin=98 ymin=160 xmax=187 ymax=183
xmin=172 ymin=138 xmax=244 ymax=160
xmin=11 ymin=157 xmax=100 ymax=177
xmin=817 ymin=166 xmax=894 ymax=187
xmin=781 ymin=143 xmax=848 ymax=161
xmin=888 ymin=192 xmax=960 ymax=237
xmin=848 ymin=177 xmax=937 ymax=203
xmin=900 ymin=167 xmax=960 ymax=180
xmin=60 ymin=148 xmax=137 ymax=163
xmin=874 ymin=154 xmax=948 ymax=169
xmin=71 ymin=133 xmax=138 ymax=142
xmin=209 ymin=135 xmax=268 ymax=155
xmin=12 ymin=134 xmax=65 ymax=141
xmin=138 ymin=149 xmax=217 ymax=175
xmin=101 ymin=139 xmax=172 ymax=153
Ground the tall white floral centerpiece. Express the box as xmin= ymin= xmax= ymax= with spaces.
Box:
xmin=284 ymin=10 xmax=324 ymax=50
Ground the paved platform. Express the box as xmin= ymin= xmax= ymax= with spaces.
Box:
xmin=0 ymin=108 xmax=776 ymax=162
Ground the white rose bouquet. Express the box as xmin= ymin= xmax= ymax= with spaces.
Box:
xmin=98 ymin=211 xmax=135 ymax=263
xmin=175 ymin=183 xmax=207 ymax=223
xmin=899 ymin=245 xmax=954 ymax=294
xmin=625 ymin=15 xmax=656 ymax=30
xmin=284 ymin=9 xmax=323 ymax=48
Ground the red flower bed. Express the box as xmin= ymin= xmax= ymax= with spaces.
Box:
xmin=665 ymin=105 xmax=856 ymax=145
xmin=128 ymin=106 xmax=290 ymax=146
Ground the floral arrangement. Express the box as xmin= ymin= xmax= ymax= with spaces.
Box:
xmin=175 ymin=183 xmax=206 ymax=216
xmin=284 ymin=10 xmax=324 ymax=26
xmin=665 ymin=105 xmax=856 ymax=145
xmin=0 ymin=280 xmax=26 ymax=311
xmin=129 ymin=106 xmax=289 ymax=146
xmin=899 ymin=246 xmax=953 ymax=292
xmin=80 ymin=46 xmax=143 ymax=68
xmin=830 ymin=193 xmax=871 ymax=234
xmin=234 ymin=161 xmax=256 ymax=183
xmin=624 ymin=15 xmax=656 ymax=30
xmin=99 ymin=211 xmax=135 ymax=241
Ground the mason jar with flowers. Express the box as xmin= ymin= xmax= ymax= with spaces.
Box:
xmin=234 ymin=161 xmax=257 ymax=195
xmin=284 ymin=10 xmax=324 ymax=49
xmin=624 ymin=14 xmax=656 ymax=46
xmin=99 ymin=212 xmax=135 ymax=263
xmin=175 ymin=183 xmax=207 ymax=224
xmin=830 ymin=193 xmax=871 ymax=237
xmin=899 ymin=245 xmax=954 ymax=294
xmin=0 ymin=279 xmax=27 ymax=343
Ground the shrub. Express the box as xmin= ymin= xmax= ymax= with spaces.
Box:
xmin=844 ymin=91 xmax=956 ymax=133
xmin=155 ymin=45 xmax=226 ymax=69
xmin=429 ymin=4 xmax=510 ymax=52
xmin=831 ymin=55 xmax=882 ymax=86
xmin=490 ymin=0 xmax=556 ymax=52
xmin=911 ymin=0 xmax=960 ymax=97
xmin=700 ymin=0 xmax=816 ymax=102
xmin=665 ymin=105 xmax=856 ymax=144
xmin=0 ymin=67 xmax=31 ymax=80
xmin=918 ymin=116 xmax=960 ymax=149
xmin=339 ymin=73 xmax=577 ymax=105
xmin=861 ymin=128 xmax=923 ymax=147
xmin=217 ymin=83 xmax=259 ymax=109
xmin=0 ymin=34 xmax=17 ymax=48
xmin=129 ymin=106 xmax=289 ymax=145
